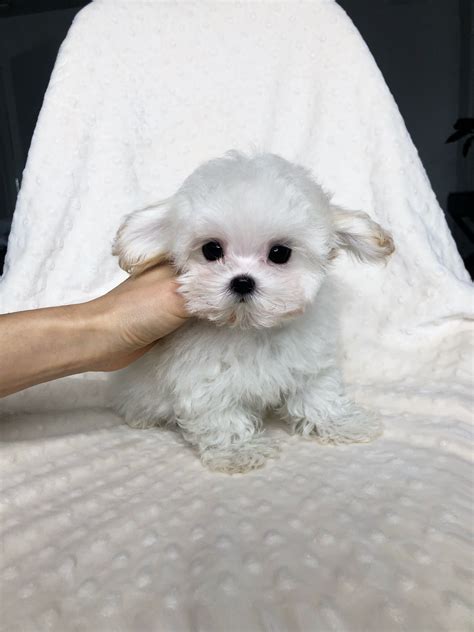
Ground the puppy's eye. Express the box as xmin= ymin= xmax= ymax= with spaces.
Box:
xmin=202 ymin=240 xmax=224 ymax=261
xmin=268 ymin=244 xmax=292 ymax=264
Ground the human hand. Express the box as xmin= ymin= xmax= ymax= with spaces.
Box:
xmin=0 ymin=264 xmax=189 ymax=398
xmin=85 ymin=265 xmax=189 ymax=371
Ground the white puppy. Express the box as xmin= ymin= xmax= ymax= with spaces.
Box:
xmin=111 ymin=150 xmax=394 ymax=473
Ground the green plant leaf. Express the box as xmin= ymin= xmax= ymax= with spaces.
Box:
xmin=462 ymin=135 xmax=473 ymax=157
xmin=454 ymin=118 xmax=474 ymax=132
xmin=446 ymin=130 xmax=469 ymax=143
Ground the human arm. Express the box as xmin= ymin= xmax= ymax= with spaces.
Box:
xmin=0 ymin=265 xmax=188 ymax=398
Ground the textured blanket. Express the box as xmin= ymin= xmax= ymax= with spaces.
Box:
xmin=1 ymin=1 xmax=472 ymax=630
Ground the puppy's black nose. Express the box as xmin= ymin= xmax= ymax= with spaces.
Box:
xmin=230 ymin=275 xmax=256 ymax=295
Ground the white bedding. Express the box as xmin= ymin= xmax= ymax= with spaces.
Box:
xmin=1 ymin=1 xmax=473 ymax=630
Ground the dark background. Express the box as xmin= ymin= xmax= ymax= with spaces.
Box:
xmin=1 ymin=0 xmax=473 ymax=275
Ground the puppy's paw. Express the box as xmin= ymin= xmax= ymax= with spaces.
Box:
xmin=200 ymin=436 xmax=281 ymax=474
xmin=125 ymin=417 xmax=162 ymax=430
xmin=294 ymin=403 xmax=383 ymax=445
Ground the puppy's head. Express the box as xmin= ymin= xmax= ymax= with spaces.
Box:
xmin=113 ymin=151 xmax=394 ymax=328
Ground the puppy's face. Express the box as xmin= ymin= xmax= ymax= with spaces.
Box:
xmin=114 ymin=152 xmax=394 ymax=328
xmin=175 ymin=185 xmax=328 ymax=328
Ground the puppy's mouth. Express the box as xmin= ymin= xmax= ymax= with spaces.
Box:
xmin=226 ymin=295 xmax=253 ymax=325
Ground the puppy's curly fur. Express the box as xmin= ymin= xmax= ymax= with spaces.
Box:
xmin=111 ymin=150 xmax=394 ymax=473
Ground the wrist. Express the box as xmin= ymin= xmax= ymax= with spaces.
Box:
xmin=71 ymin=299 xmax=119 ymax=372
xmin=54 ymin=299 xmax=110 ymax=374
xmin=77 ymin=294 xmax=151 ymax=372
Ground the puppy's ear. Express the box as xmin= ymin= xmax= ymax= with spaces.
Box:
xmin=330 ymin=207 xmax=395 ymax=263
xmin=112 ymin=198 xmax=174 ymax=275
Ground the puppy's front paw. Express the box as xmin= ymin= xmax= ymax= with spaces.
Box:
xmin=294 ymin=403 xmax=383 ymax=445
xmin=126 ymin=417 xmax=162 ymax=430
xmin=200 ymin=436 xmax=281 ymax=474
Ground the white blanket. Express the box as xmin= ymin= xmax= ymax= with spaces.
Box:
xmin=1 ymin=1 xmax=472 ymax=630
